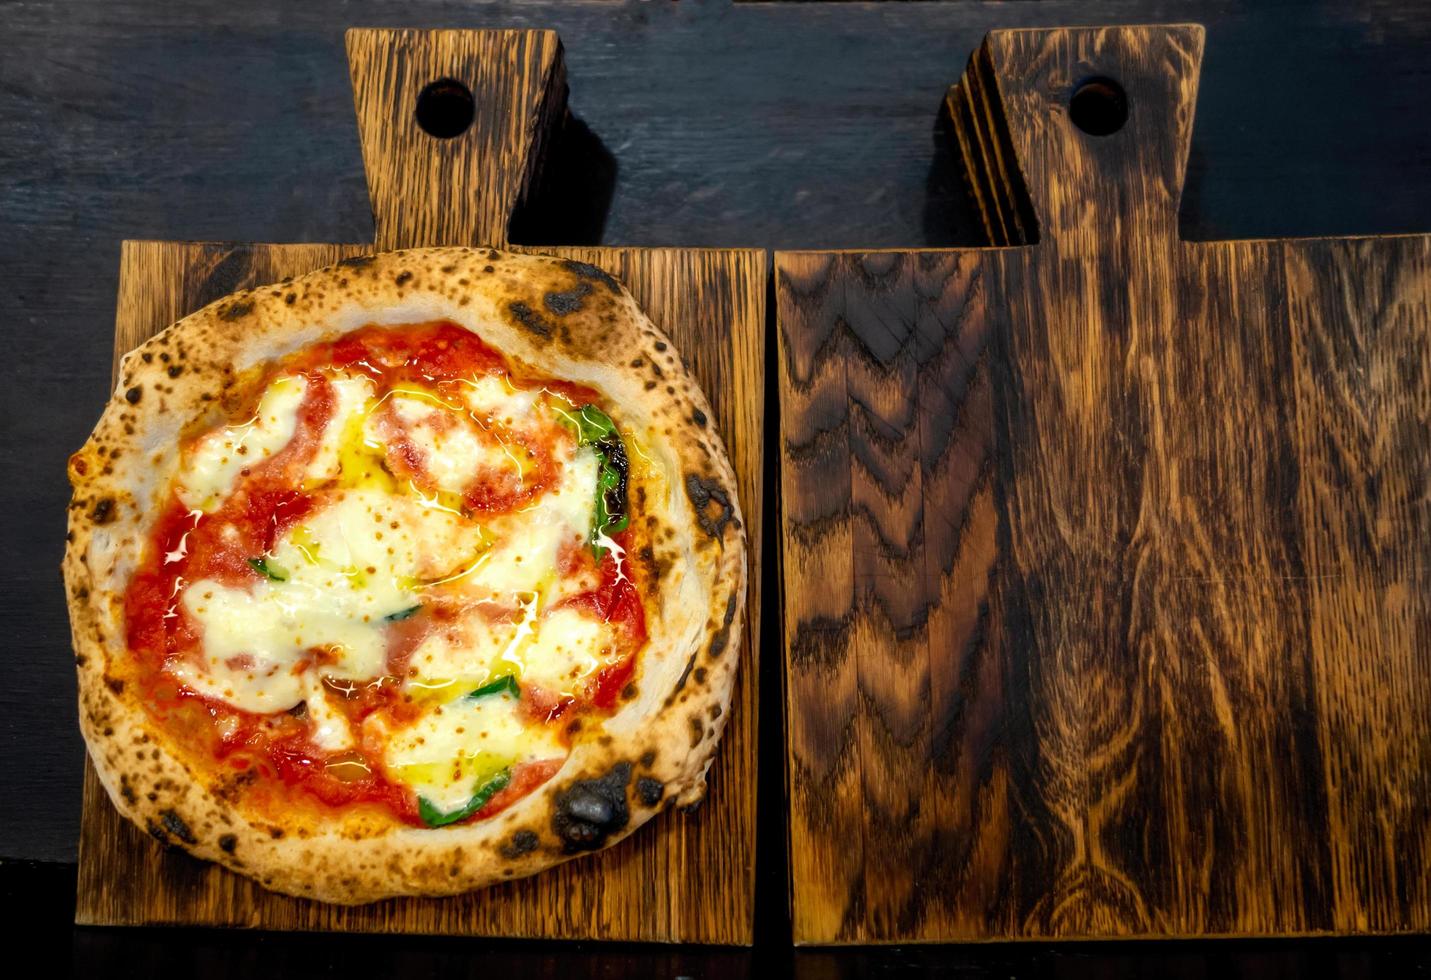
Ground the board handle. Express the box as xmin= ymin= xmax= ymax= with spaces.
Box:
xmin=950 ymin=24 xmax=1205 ymax=250
xmin=346 ymin=28 xmax=567 ymax=251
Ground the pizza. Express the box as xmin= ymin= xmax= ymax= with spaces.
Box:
xmin=63 ymin=248 xmax=745 ymax=903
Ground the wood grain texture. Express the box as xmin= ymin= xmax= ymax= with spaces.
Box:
xmin=10 ymin=10 xmax=1431 ymax=876
xmin=75 ymin=29 xmax=763 ymax=945
xmin=777 ymin=24 xmax=1431 ymax=944
xmin=347 ymin=28 xmax=566 ymax=250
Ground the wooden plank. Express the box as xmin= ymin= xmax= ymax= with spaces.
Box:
xmin=777 ymin=252 xmax=862 ymax=942
xmin=1283 ymin=236 xmax=1431 ymax=932
xmin=777 ymin=24 xmax=1431 ymax=943
xmin=777 ymin=249 xmax=1010 ymax=943
xmin=76 ymin=27 xmax=762 ymax=945
xmin=347 ymin=29 xmax=566 ymax=250
xmin=78 ymin=238 xmax=763 ymax=943
xmin=911 ymin=252 xmax=1009 ymax=940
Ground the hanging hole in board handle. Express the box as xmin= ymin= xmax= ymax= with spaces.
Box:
xmin=415 ymin=78 xmax=476 ymax=139
xmin=1069 ymin=77 xmax=1128 ymax=137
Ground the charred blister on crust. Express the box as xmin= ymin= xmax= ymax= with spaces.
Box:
xmin=671 ymin=651 xmax=699 ymax=698
xmin=559 ymin=259 xmax=620 ymax=293
xmin=553 ymin=763 xmax=631 ymax=853
xmin=544 ymin=282 xmax=592 ymax=316
xmin=161 ymin=808 xmax=196 ymax=845
xmin=684 ymin=474 xmax=737 ymax=540
xmin=500 ymin=829 xmax=540 ymax=859
xmin=91 ymin=497 xmax=116 ymax=525
xmin=219 ymin=299 xmax=253 ymax=321
xmin=708 ymin=592 xmax=738 ymax=660
xmin=634 ymin=542 xmax=657 ymax=578
xmin=507 ymin=300 xmax=553 ymax=339
xmin=218 ymin=833 xmax=238 ymax=854
xmin=636 ymin=777 xmax=663 ymax=807
xmin=124 ymin=386 xmax=142 ymax=404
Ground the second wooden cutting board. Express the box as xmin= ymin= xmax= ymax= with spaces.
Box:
xmin=777 ymin=23 xmax=1430 ymax=945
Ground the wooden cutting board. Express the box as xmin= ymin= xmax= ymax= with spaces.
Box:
xmin=74 ymin=28 xmax=764 ymax=945
xmin=776 ymin=23 xmax=1430 ymax=945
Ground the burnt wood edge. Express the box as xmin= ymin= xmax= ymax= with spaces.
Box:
xmin=945 ymin=40 xmax=1037 ymax=247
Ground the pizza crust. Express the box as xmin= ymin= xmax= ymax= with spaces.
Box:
xmin=64 ymin=247 xmax=746 ymax=903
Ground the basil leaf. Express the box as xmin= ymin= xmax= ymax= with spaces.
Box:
xmin=384 ymin=604 xmax=422 ymax=623
xmin=418 ymin=768 xmax=513 ymax=828
xmin=466 ymin=674 xmax=520 ymax=700
xmin=594 ymin=442 xmax=630 ymax=535
xmin=247 ymin=557 xmax=289 ymax=582
xmin=567 ymin=404 xmax=630 ymax=560
xmin=571 ymin=404 xmax=618 ymax=443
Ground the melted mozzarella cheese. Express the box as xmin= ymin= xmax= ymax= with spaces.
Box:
xmin=304 ymin=374 xmax=376 ymax=484
xmin=461 ymin=374 xmax=540 ymax=428
xmin=405 ymin=614 xmax=528 ymax=698
xmin=381 ymin=692 xmax=563 ymax=811
xmin=178 ymin=375 xmax=307 ymax=510
xmin=378 ymin=393 xmax=514 ymax=495
xmin=517 ymin=606 xmax=613 ymax=694
xmin=179 ymin=490 xmax=485 ymax=713
xmin=406 ymin=597 xmax=613 ymax=700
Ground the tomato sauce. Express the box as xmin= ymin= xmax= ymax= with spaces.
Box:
xmin=122 ymin=321 xmax=649 ymax=828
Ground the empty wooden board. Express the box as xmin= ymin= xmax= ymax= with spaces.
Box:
xmin=776 ymin=23 xmax=1429 ymax=944
xmin=75 ymin=29 xmax=763 ymax=945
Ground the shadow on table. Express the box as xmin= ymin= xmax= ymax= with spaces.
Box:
xmin=65 ymin=922 xmax=1431 ymax=980
xmin=508 ymin=112 xmax=618 ymax=248
xmin=2 ymin=861 xmax=1425 ymax=979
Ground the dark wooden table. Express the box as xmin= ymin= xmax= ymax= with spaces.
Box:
xmin=4 ymin=0 xmax=1430 ymax=973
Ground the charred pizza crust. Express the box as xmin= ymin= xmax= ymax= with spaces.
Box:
xmin=63 ymin=247 xmax=745 ymax=903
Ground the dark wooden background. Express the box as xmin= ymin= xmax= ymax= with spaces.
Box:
xmin=4 ymin=0 xmax=1431 ymax=973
